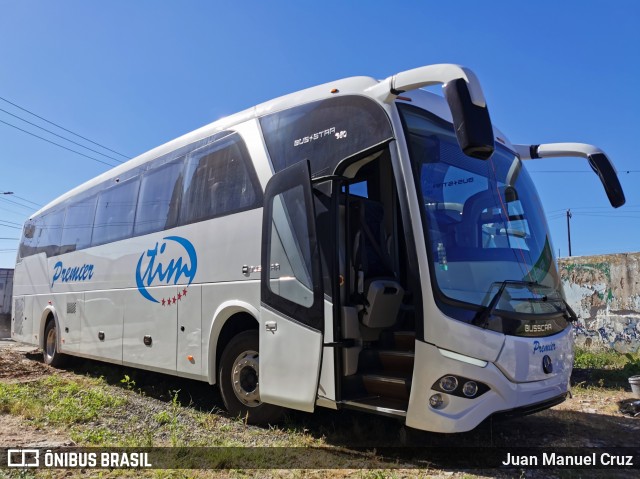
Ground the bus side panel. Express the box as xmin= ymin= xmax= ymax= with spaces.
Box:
xmin=11 ymin=295 xmax=34 ymax=344
xmin=123 ymin=286 xmax=178 ymax=373
xmin=12 ymin=255 xmax=49 ymax=345
xmin=13 ymin=255 xmax=50 ymax=297
xmin=53 ymin=291 xmax=83 ymax=353
xmin=177 ymin=284 xmax=202 ymax=375
xmin=81 ymin=290 xmax=124 ymax=363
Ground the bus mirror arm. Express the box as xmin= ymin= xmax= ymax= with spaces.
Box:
xmin=514 ymin=143 xmax=626 ymax=208
xmin=367 ymin=64 xmax=495 ymax=160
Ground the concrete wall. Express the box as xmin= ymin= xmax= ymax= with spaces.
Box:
xmin=0 ymin=269 xmax=13 ymax=339
xmin=0 ymin=268 xmax=14 ymax=316
xmin=559 ymin=253 xmax=640 ymax=353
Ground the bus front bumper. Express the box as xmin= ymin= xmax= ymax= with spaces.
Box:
xmin=405 ymin=340 xmax=571 ymax=433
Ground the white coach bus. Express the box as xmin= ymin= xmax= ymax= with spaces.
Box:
xmin=12 ymin=64 xmax=625 ymax=433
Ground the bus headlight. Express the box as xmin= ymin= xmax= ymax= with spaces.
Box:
xmin=431 ymin=375 xmax=489 ymax=399
xmin=439 ymin=375 xmax=458 ymax=392
xmin=429 ymin=393 xmax=444 ymax=409
xmin=462 ymin=381 xmax=479 ymax=397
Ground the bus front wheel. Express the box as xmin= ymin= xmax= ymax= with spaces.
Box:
xmin=218 ymin=330 xmax=283 ymax=425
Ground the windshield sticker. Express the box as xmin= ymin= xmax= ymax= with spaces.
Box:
xmin=533 ymin=340 xmax=556 ymax=355
xmin=431 ymin=177 xmax=475 ymax=189
xmin=135 ymin=236 xmax=197 ymax=304
xmin=51 ymin=262 xmax=94 ymax=288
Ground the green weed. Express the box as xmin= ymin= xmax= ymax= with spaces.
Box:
xmin=573 ymin=347 xmax=640 ymax=387
xmin=0 ymin=375 xmax=125 ymax=425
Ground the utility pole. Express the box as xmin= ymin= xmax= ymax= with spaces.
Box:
xmin=566 ymin=209 xmax=572 ymax=257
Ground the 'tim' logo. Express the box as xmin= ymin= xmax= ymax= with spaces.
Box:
xmin=135 ymin=236 xmax=198 ymax=304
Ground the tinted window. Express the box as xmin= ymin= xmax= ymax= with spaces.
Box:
xmin=92 ymin=178 xmax=140 ymax=246
xmin=34 ymin=209 xmax=65 ymax=257
xmin=260 ymin=95 xmax=393 ymax=178
xmin=61 ymin=196 xmax=97 ymax=254
xmin=135 ymin=159 xmax=184 ymax=236
xmin=269 ymin=185 xmax=314 ymax=307
xmin=180 ymin=133 xmax=261 ymax=224
xmin=261 ymin=160 xmax=323 ymax=330
xmin=18 ymin=219 xmax=38 ymax=259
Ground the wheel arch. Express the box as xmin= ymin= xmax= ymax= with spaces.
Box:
xmin=207 ymin=301 xmax=259 ymax=384
xmin=39 ymin=306 xmax=59 ymax=351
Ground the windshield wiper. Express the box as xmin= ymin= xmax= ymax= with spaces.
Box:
xmin=560 ymin=299 xmax=578 ymax=322
xmin=472 ymin=280 xmax=515 ymax=328
xmin=472 ymin=280 xmax=577 ymax=328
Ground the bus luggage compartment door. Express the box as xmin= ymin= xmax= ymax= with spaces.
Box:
xmin=259 ymin=160 xmax=324 ymax=412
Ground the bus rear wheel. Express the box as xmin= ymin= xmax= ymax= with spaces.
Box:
xmin=43 ymin=319 xmax=67 ymax=367
xmin=218 ymin=330 xmax=283 ymax=425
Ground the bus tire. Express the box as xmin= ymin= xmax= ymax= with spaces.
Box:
xmin=218 ymin=330 xmax=283 ymax=425
xmin=43 ymin=319 xmax=67 ymax=368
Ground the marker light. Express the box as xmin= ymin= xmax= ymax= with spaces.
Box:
xmin=462 ymin=381 xmax=479 ymax=397
xmin=429 ymin=393 xmax=444 ymax=409
xmin=439 ymin=375 xmax=458 ymax=392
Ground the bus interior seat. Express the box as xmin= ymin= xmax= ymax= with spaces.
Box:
xmin=349 ymin=198 xmax=404 ymax=329
xmin=209 ymin=181 xmax=227 ymax=216
xmin=458 ymin=188 xmax=502 ymax=248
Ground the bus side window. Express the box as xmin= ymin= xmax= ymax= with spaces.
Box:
xmin=35 ymin=209 xmax=65 ymax=257
xmin=18 ymin=220 xmax=38 ymax=259
xmin=61 ymin=196 xmax=97 ymax=254
xmin=92 ymin=178 xmax=141 ymax=246
xmin=180 ymin=133 xmax=261 ymax=225
xmin=134 ymin=159 xmax=184 ymax=236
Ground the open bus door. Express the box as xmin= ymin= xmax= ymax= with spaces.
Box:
xmin=259 ymin=160 xmax=324 ymax=412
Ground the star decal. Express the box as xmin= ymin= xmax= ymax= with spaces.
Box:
xmin=161 ymin=287 xmax=191 ymax=306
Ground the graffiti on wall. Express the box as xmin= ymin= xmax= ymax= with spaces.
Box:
xmin=559 ymin=254 xmax=640 ymax=353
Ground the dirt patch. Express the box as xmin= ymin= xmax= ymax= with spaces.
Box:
xmin=0 ymin=414 xmax=73 ymax=448
xmin=0 ymin=341 xmax=51 ymax=381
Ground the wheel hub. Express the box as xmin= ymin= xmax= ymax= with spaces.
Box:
xmin=231 ymin=350 xmax=261 ymax=407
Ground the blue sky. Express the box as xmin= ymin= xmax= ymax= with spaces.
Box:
xmin=1 ymin=0 xmax=639 ymax=268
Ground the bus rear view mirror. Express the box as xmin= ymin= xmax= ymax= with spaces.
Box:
xmin=24 ymin=223 xmax=35 ymax=239
xmin=514 ymin=143 xmax=626 ymax=208
xmin=367 ymin=64 xmax=495 ymax=161
xmin=586 ymin=152 xmax=626 ymax=208
xmin=443 ymin=78 xmax=495 ymax=160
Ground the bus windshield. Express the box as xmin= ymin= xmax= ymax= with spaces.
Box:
xmin=398 ymin=103 xmax=561 ymax=314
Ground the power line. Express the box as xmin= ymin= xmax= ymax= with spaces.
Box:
xmin=0 ymin=204 xmax=28 ymax=217
xmin=0 ymin=219 xmax=21 ymax=226
xmin=0 ymin=118 xmax=119 ymax=168
xmin=0 ymin=95 xmax=130 ymax=159
xmin=1 ymin=191 xmax=42 ymax=208
xmin=8 ymin=194 xmax=41 ymax=207
xmin=0 ymin=106 xmax=124 ymax=164
xmin=0 ymin=196 xmax=35 ymax=210
xmin=0 ymin=203 xmax=28 ymax=215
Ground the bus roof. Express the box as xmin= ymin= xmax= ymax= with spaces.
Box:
xmin=31 ymin=72 xmax=512 ymax=218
